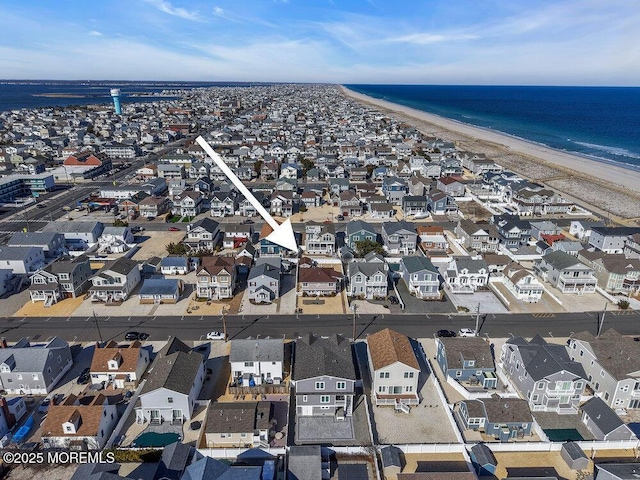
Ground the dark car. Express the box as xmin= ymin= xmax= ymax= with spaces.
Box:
xmin=389 ymin=296 xmax=399 ymax=304
xmin=243 ymin=219 xmax=254 ymax=224
xmin=336 ymin=214 xmax=344 ymax=221
xmin=138 ymin=332 xmax=149 ymax=341
xmin=125 ymin=331 xmax=140 ymax=341
xmin=168 ymin=226 xmax=180 ymax=231
xmin=77 ymin=367 xmax=90 ymax=385
xmin=436 ymin=329 xmax=456 ymax=338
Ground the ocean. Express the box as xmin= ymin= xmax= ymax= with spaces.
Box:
xmin=345 ymin=85 xmax=640 ymax=172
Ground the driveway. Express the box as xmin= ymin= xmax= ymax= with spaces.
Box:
xmin=277 ymin=273 xmax=297 ymax=315
xmin=395 ymin=279 xmax=456 ymax=314
xmin=445 ymin=288 xmax=510 ymax=314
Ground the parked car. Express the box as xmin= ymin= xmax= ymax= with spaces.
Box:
xmin=206 ymin=331 xmax=226 ymax=341
xmin=243 ymin=219 xmax=254 ymax=224
xmin=388 ymin=296 xmax=399 ymax=304
xmin=336 ymin=214 xmax=344 ymax=221
xmin=436 ymin=329 xmax=456 ymax=338
xmin=38 ymin=398 xmax=51 ymax=412
xmin=138 ymin=332 xmax=149 ymax=341
xmin=168 ymin=226 xmax=180 ymax=231
xmin=77 ymin=367 xmax=90 ymax=385
xmin=125 ymin=331 xmax=141 ymax=341
xmin=458 ymin=328 xmax=477 ymax=337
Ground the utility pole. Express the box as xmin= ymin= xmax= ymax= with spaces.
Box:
xmin=352 ymin=302 xmax=358 ymax=340
xmin=475 ymin=302 xmax=481 ymax=334
xmin=93 ymin=311 xmax=103 ymax=344
xmin=222 ymin=306 xmax=229 ymax=341
xmin=597 ymin=302 xmax=607 ymax=337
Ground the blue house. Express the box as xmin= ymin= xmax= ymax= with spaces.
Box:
xmin=458 ymin=396 xmax=534 ymax=442
xmin=345 ymin=220 xmax=377 ymax=250
xmin=436 ymin=337 xmax=497 ymax=389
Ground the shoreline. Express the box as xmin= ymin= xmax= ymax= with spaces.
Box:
xmin=340 ymin=86 xmax=640 ymax=223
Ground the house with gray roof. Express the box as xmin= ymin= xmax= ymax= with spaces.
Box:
xmin=247 ymin=257 xmax=281 ymax=304
xmin=0 ymin=337 xmax=72 ymax=395
xmin=204 ymin=401 xmax=273 ymax=448
xmin=436 ymin=337 xmax=497 ymax=389
xmin=345 ymin=220 xmax=377 ymax=250
xmin=577 ymin=251 xmax=640 ymax=295
xmin=293 ymin=334 xmax=356 ymax=420
xmin=382 ymin=221 xmax=417 ymax=255
xmin=89 ymin=257 xmax=141 ymax=304
xmin=347 ymin=261 xmax=388 ymax=299
xmin=534 ymin=250 xmax=597 ymax=294
xmin=135 ymin=337 xmax=205 ymax=424
xmin=443 ymin=256 xmax=489 ymax=294
xmin=230 ymin=338 xmax=284 ymax=387
xmin=568 ymin=329 xmax=640 ymax=409
xmin=457 ymin=395 xmax=534 ymax=441
xmin=501 ymin=335 xmax=588 ymax=413
xmin=183 ymin=456 xmax=262 ymax=480
xmin=28 ymin=255 xmax=92 ymax=305
xmin=41 ymin=220 xmax=104 ymax=249
xmin=595 ymin=463 xmax=640 ymax=480
xmin=502 ymin=262 xmax=544 ymax=303
xmin=138 ymin=277 xmax=183 ymax=304
xmin=8 ymin=231 xmax=66 ymax=259
xmin=580 ymin=396 xmax=636 ymax=441
xmin=287 ymin=445 xmax=325 ymax=480
xmin=160 ymin=256 xmax=190 ymax=275
xmin=399 ymin=255 xmax=441 ymax=299
xmin=0 ymin=245 xmax=45 ymax=275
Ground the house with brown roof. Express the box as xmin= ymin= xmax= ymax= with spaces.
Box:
xmin=298 ymin=267 xmax=342 ymax=296
xmin=196 ymin=256 xmax=237 ymax=300
xmin=89 ymin=339 xmax=150 ymax=389
xmin=41 ymin=394 xmax=118 ymax=450
xmin=367 ymin=328 xmax=421 ymax=407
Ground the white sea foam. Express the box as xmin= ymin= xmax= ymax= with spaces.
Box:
xmin=572 ymin=140 xmax=640 ymax=159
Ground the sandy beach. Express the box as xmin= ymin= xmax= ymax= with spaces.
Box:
xmin=341 ymin=86 xmax=640 ymax=223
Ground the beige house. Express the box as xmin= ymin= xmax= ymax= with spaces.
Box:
xmin=367 ymin=328 xmax=421 ymax=408
xmin=204 ymin=401 xmax=273 ymax=448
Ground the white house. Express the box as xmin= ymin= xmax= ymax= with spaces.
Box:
xmin=0 ymin=246 xmax=45 ymax=275
xmin=89 ymin=340 xmax=150 ymax=389
xmin=229 ymin=338 xmax=285 ymax=387
xmin=502 ymin=262 xmax=544 ymax=303
xmin=367 ymin=328 xmax=420 ymax=408
xmin=443 ymin=256 xmax=490 ymax=294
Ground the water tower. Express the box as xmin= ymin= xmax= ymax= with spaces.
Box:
xmin=110 ymin=88 xmax=122 ymax=114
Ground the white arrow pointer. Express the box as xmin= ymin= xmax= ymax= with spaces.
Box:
xmin=196 ymin=136 xmax=298 ymax=252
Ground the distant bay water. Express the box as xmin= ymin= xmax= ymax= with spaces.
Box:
xmin=0 ymin=81 xmax=261 ymax=112
xmin=345 ymin=84 xmax=640 ymax=172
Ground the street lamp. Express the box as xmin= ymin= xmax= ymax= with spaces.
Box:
xmin=352 ymin=302 xmax=358 ymax=340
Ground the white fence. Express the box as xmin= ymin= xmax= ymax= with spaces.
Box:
xmin=446 ymin=376 xmax=519 ymax=401
xmin=197 ymin=446 xmax=286 ymax=459
xmin=105 ymin=380 xmax=146 ymax=448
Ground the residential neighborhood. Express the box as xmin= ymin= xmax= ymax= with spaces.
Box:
xmin=0 ymin=83 xmax=639 ymax=479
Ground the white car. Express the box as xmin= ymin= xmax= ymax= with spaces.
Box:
xmin=458 ymin=328 xmax=478 ymax=337
xmin=206 ymin=331 xmax=226 ymax=341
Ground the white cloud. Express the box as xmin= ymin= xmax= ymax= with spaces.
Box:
xmin=89 ymin=30 xmax=102 ymax=36
xmin=387 ymin=33 xmax=478 ymax=45
xmin=141 ymin=0 xmax=202 ymax=22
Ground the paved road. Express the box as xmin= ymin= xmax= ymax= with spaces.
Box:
xmin=0 ymin=311 xmax=638 ymax=343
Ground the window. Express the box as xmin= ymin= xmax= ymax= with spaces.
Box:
xmin=320 ymin=395 xmax=330 ymax=403
xmin=575 ymin=382 xmax=583 ymax=391
xmin=605 ymin=392 xmax=610 ymax=401
xmin=32 ymin=374 xmax=39 ymax=381
xmin=405 ymin=385 xmax=413 ymax=392
xmin=622 ymin=385 xmax=630 ymax=392
xmin=336 ymin=381 xmax=346 ymax=390
xmin=302 ymin=395 xmax=307 ymax=402
xmin=537 ymin=382 xmax=545 ymax=389
xmin=315 ymin=381 xmax=325 ymax=390
xmin=532 ymin=394 xmax=539 ymax=402
xmin=65 ymin=425 xmax=73 ymax=433
xmin=455 ymin=371 xmax=462 ymax=377
xmin=241 ymin=433 xmax=247 ymax=438
xmin=378 ymin=386 xmax=386 ymax=392
xmin=168 ymin=397 xmax=173 ymax=403
xmin=600 ymin=369 xmax=605 ymax=377
xmin=244 ymin=362 xmax=254 ymax=367
xmin=379 ymin=372 xmax=389 ymax=379
xmin=404 ymin=372 xmax=414 ymax=379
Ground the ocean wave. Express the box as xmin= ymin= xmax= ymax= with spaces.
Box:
xmin=571 ymin=140 xmax=640 ymax=159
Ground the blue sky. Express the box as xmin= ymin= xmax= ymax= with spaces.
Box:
xmin=1 ymin=0 xmax=638 ymax=84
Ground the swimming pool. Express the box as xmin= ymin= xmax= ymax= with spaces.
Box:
xmin=132 ymin=431 xmax=181 ymax=448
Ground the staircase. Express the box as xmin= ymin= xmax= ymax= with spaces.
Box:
xmin=395 ymin=400 xmax=411 ymax=414
xmin=345 ymin=395 xmax=353 ymax=416
xmin=44 ymin=295 xmax=54 ymax=308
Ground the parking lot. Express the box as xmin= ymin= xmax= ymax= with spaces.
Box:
xmin=445 ymin=288 xmax=510 ymax=314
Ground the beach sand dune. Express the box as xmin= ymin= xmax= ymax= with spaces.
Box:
xmin=341 ymin=87 xmax=640 ymax=223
